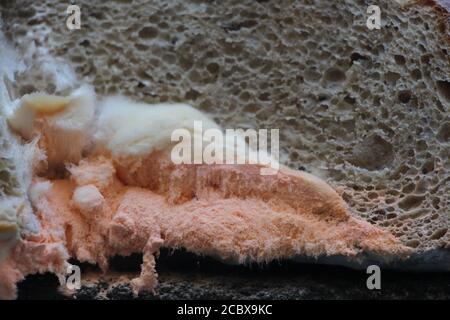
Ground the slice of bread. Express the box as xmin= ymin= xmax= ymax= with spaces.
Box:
xmin=0 ymin=0 xmax=449 ymax=298
xmin=7 ymin=0 xmax=447 ymax=254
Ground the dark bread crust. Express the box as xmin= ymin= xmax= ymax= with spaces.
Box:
xmin=419 ymin=0 xmax=450 ymax=42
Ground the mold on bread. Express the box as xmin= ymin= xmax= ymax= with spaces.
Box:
xmin=0 ymin=0 xmax=449 ymax=300
xmin=0 ymin=87 xmax=410 ymax=299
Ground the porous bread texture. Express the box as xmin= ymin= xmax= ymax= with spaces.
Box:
xmin=0 ymin=88 xmax=410 ymax=298
xmin=1 ymin=0 xmax=448 ymax=252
